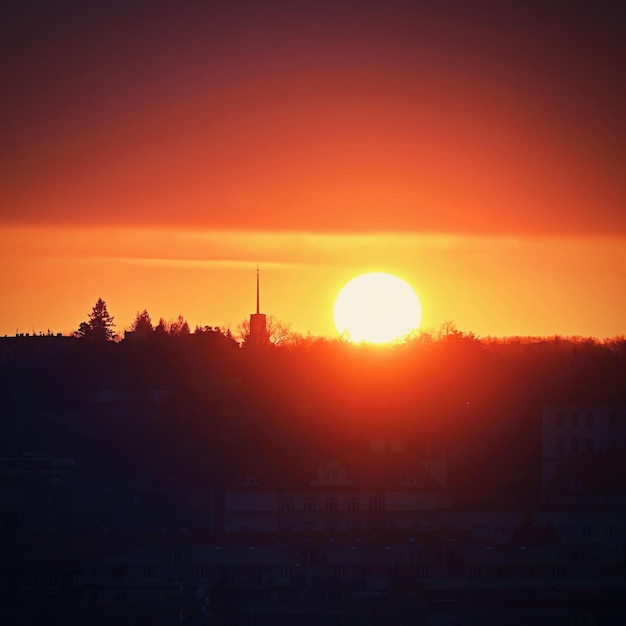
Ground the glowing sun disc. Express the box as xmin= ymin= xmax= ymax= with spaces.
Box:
xmin=334 ymin=272 xmax=422 ymax=343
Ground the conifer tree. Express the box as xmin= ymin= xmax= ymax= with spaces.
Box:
xmin=76 ymin=298 xmax=116 ymax=341
xmin=130 ymin=309 xmax=153 ymax=333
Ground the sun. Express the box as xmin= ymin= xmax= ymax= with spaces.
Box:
xmin=334 ymin=272 xmax=422 ymax=343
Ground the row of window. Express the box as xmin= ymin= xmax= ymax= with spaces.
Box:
xmin=105 ymin=564 xmax=622 ymax=598
xmin=555 ymin=411 xmax=624 ymax=428
xmin=555 ymin=437 xmax=595 ymax=454
xmin=554 ymin=436 xmax=625 ymax=455
xmin=7 ymin=574 xmax=76 ymax=592
xmin=279 ymin=519 xmax=385 ymax=532
xmin=279 ymin=496 xmax=384 ymax=512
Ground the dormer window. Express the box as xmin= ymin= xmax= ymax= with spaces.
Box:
xmin=311 ymin=460 xmax=351 ymax=486
xmin=404 ymin=474 xmax=420 ymax=487
xmin=243 ymin=475 xmax=258 ymax=487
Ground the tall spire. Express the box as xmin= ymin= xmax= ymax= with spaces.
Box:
xmin=256 ymin=265 xmax=260 ymax=315
xmin=248 ymin=265 xmax=268 ymax=347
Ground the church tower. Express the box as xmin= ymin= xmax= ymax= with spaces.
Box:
xmin=248 ymin=266 xmax=269 ymax=347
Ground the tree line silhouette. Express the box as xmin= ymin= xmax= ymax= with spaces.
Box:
xmin=73 ymin=298 xmax=292 ymax=345
xmin=72 ymin=297 xmax=626 ymax=352
xmin=73 ymin=298 xmax=237 ymax=342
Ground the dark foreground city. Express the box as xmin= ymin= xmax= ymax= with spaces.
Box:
xmin=1 ymin=327 xmax=625 ymax=624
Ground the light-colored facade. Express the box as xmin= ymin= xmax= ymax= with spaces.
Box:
xmin=224 ymin=453 xmax=452 ymax=534
xmin=224 ymin=489 xmax=452 ymax=533
xmin=541 ymin=404 xmax=626 ymax=488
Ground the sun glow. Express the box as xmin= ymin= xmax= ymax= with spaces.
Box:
xmin=333 ymin=272 xmax=422 ymax=343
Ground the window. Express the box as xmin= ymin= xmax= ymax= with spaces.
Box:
xmin=21 ymin=574 xmax=34 ymax=591
xmin=48 ymin=574 xmax=60 ymax=591
xmin=556 ymin=438 xmax=564 ymax=454
xmin=556 ymin=411 xmax=564 ymax=427
xmin=280 ymin=496 xmax=294 ymax=511
xmin=586 ymin=438 xmax=594 ymax=453
xmin=166 ymin=575 xmax=185 ymax=584
xmin=585 ymin=411 xmax=594 ymax=427
xmin=571 ymin=411 xmax=579 ymax=427
xmin=143 ymin=567 xmax=157 ymax=580
xmin=279 ymin=568 xmax=293 ymax=581
xmin=304 ymin=521 xmax=316 ymax=532
xmin=304 ymin=497 xmax=315 ymax=511
xmin=326 ymin=497 xmax=337 ymax=511
xmin=609 ymin=413 xmax=617 ymax=428
xmin=571 ymin=438 xmax=579 ymax=455
xmin=369 ymin=497 xmax=383 ymax=511
xmin=110 ymin=566 xmax=125 ymax=580
xmin=347 ymin=498 xmax=359 ymax=512
xmin=196 ymin=568 xmax=209 ymax=580
xmin=279 ymin=520 xmax=293 ymax=533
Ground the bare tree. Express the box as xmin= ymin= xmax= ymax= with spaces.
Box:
xmin=237 ymin=315 xmax=299 ymax=346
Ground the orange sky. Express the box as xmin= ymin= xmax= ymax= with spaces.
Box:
xmin=1 ymin=1 xmax=624 ymax=338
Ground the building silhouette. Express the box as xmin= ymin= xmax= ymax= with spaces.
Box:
xmin=247 ymin=266 xmax=269 ymax=347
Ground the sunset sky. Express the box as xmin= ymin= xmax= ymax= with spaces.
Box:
xmin=2 ymin=1 xmax=624 ymax=338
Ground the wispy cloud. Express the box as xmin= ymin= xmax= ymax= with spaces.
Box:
xmin=4 ymin=226 xmax=626 ymax=271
